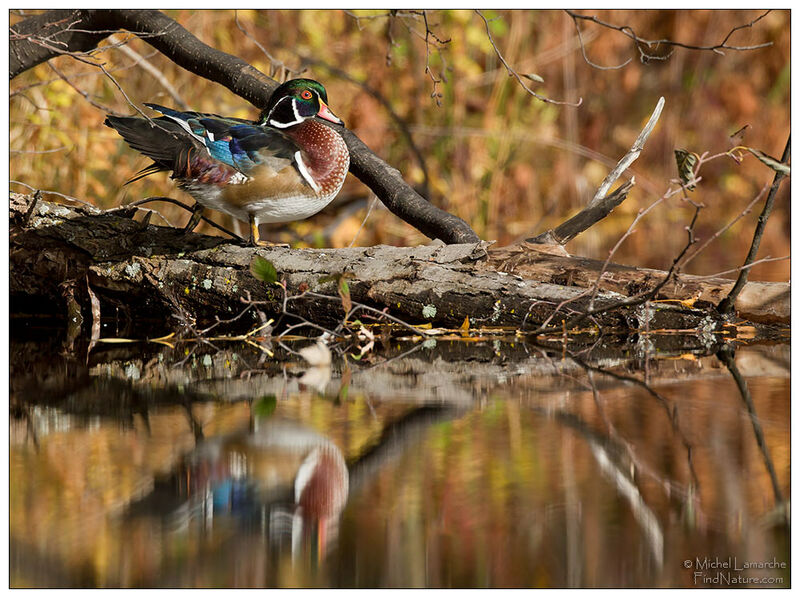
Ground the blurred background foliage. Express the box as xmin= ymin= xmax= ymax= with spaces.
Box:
xmin=9 ymin=9 xmax=790 ymax=281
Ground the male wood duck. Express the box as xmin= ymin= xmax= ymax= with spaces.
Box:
xmin=105 ymin=78 xmax=349 ymax=246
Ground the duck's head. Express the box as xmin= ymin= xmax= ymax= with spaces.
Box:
xmin=259 ymin=78 xmax=343 ymax=128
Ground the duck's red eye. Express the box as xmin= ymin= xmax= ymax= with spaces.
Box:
xmin=301 ymin=90 xmax=313 ymax=100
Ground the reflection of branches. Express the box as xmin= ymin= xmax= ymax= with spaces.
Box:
xmin=716 ymin=347 xmax=785 ymax=507
xmin=476 ymin=10 xmax=581 ymax=107
xmin=533 ymin=404 xmax=666 ymax=566
xmin=589 ymin=439 xmax=664 ymax=568
xmin=567 ymin=9 xmax=773 ymax=67
xmin=586 ymin=371 xmax=703 ymax=529
xmin=563 ymin=350 xmax=700 ymax=490
xmin=347 ymin=404 xmax=465 ymax=492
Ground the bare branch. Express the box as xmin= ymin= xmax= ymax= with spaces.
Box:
xmin=566 ymin=9 xmax=773 ymax=68
xmin=718 ymin=135 xmax=790 ymax=314
xmin=529 ymin=97 xmax=664 ymax=245
xmin=10 ymin=179 xmax=97 ymax=209
xmin=592 ymin=96 xmax=665 ymax=205
xmin=691 ymin=256 xmax=788 ymax=280
xmin=571 ymin=16 xmax=632 ymax=70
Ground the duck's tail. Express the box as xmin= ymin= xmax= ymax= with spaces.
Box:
xmin=105 ymin=114 xmax=196 ymax=184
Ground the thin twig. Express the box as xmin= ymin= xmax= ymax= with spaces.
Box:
xmin=680 ymin=183 xmax=769 ymax=268
xmin=47 ymin=62 xmax=126 ymax=116
xmin=566 ymin=9 xmax=773 ymax=66
xmin=717 ymin=347 xmax=784 ymax=505
xmin=107 ymin=33 xmax=189 ymax=109
xmin=233 ymin=11 xmax=305 ymax=80
xmin=348 ymin=195 xmax=378 ymax=248
xmin=10 ymin=180 xmax=97 ymax=208
xmin=476 ymin=10 xmax=582 ymax=107
xmin=571 ymin=16 xmax=632 ymax=70
xmin=691 ymin=256 xmax=789 ymax=280
xmin=125 ymin=196 xmax=244 ymax=240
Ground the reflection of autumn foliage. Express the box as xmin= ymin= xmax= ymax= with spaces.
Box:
xmin=10 ymin=10 xmax=789 ymax=281
xmin=333 ymin=378 xmax=789 ymax=588
xmin=10 ymin=360 xmax=789 ymax=587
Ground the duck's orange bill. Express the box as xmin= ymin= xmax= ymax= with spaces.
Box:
xmin=317 ymin=101 xmax=343 ymax=125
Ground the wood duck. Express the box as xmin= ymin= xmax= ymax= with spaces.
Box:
xmin=105 ymin=79 xmax=349 ymax=246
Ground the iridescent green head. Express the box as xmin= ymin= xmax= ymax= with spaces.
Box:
xmin=259 ymin=78 xmax=343 ymax=128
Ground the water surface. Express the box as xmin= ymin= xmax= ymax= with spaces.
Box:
xmin=9 ymin=334 xmax=790 ymax=588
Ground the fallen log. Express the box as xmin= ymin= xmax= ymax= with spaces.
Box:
xmin=10 ymin=193 xmax=789 ymax=334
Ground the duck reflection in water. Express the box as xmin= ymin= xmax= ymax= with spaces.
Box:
xmin=126 ymin=419 xmax=349 ymax=560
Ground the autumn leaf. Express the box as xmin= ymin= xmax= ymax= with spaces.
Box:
xmin=674 ymin=148 xmax=698 ymax=190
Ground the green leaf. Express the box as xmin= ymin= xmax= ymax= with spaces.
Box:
xmin=338 ymin=277 xmax=352 ymax=315
xmin=674 ymin=148 xmax=698 ymax=190
xmin=522 ymin=73 xmax=544 ymax=83
xmin=253 ymin=394 xmax=277 ymax=418
xmin=250 ymin=256 xmax=277 ymax=283
xmin=746 ymin=148 xmax=790 ymax=176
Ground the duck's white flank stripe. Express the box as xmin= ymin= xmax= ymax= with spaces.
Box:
xmin=294 ymin=151 xmax=321 ymax=193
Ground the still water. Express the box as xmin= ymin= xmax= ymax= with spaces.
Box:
xmin=9 ymin=335 xmax=790 ymax=588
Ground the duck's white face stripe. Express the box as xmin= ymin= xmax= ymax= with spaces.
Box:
xmin=294 ymin=150 xmax=321 ymax=193
xmin=268 ymin=96 xmax=304 ymax=128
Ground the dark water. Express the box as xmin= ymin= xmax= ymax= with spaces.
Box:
xmin=9 ymin=333 xmax=790 ymax=588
